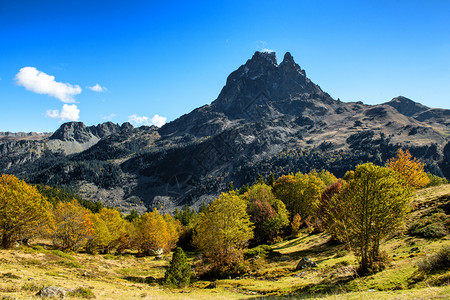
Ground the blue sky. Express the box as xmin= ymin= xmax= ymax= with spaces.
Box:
xmin=1 ymin=0 xmax=449 ymax=132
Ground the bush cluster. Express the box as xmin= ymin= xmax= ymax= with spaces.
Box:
xmin=417 ymin=246 xmax=450 ymax=273
xmin=409 ymin=213 xmax=448 ymax=238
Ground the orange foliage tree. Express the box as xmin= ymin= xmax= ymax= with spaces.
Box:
xmin=52 ymin=200 xmax=94 ymax=251
xmin=135 ymin=208 xmax=180 ymax=255
xmin=387 ymin=149 xmax=430 ymax=189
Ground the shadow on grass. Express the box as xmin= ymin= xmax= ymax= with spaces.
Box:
xmin=271 ymin=234 xmax=312 ymax=251
xmin=123 ymin=275 xmax=162 ymax=285
xmin=269 ymin=235 xmax=344 ymax=265
xmin=243 ymin=273 xmax=357 ymax=299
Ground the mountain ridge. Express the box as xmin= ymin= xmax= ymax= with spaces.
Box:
xmin=1 ymin=51 xmax=449 ymax=213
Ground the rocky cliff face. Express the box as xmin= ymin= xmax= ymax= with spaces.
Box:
xmin=1 ymin=51 xmax=449 ymax=213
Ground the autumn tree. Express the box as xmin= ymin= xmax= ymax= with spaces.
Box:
xmin=242 ymin=183 xmax=289 ymax=244
xmin=87 ymin=208 xmax=127 ymax=254
xmin=316 ymin=180 xmax=345 ymax=233
xmin=273 ymin=171 xmax=325 ymax=220
xmin=193 ymin=192 xmax=253 ymax=275
xmin=0 ymin=174 xmax=53 ymax=248
xmin=317 ymin=170 xmax=338 ymax=187
xmin=164 ymin=213 xmax=182 ymax=252
xmin=135 ymin=208 xmax=179 ymax=256
xmin=325 ymin=163 xmax=412 ymax=273
xmin=387 ymin=149 xmax=429 ymax=189
xmin=52 ymin=200 xmax=94 ymax=251
xmin=290 ymin=214 xmax=302 ymax=237
xmin=272 ymin=174 xmax=297 ymax=216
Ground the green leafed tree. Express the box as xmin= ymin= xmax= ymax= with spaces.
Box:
xmin=193 ymin=192 xmax=253 ymax=274
xmin=242 ymin=183 xmax=289 ymax=244
xmin=273 ymin=171 xmax=325 ymax=220
xmin=324 ymin=163 xmax=412 ymax=273
xmin=164 ymin=247 xmax=191 ymax=287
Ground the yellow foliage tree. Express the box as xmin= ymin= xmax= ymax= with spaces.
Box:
xmin=52 ymin=200 xmax=94 ymax=251
xmin=87 ymin=213 xmax=110 ymax=253
xmin=163 ymin=213 xmax=182 ymax=252
xmin=136 ymin=208 xmax=179 ymax=255
xmin=387 ymin=149 xmax=430 ymax=189
xmin=273 ymin=171 xmax=325 ymax=220
xmin=193 ymin=192 xmax=253 ymax=273
xmin=0 ymin=174 xmax=53 ymax=248
xmin=96 ymin=208 xmax=127 ymax=253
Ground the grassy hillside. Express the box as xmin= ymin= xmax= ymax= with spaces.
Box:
xmin=1 ymin=185 xmax=449 ymax=299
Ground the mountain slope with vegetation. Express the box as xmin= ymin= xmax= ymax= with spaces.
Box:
xmin=0 ymin=183 xmax=448 ymax=299
xmin=1 ymin=51 xmax=449 ymax=213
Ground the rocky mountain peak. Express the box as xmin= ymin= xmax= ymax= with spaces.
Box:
xmin=50 ymin=121 xmax=128 ymax=143
xmin=247 ymin=51 xmax=278 ymax=66
xmin=50 ymin=122 xmax=91 ymax=142
xmin=210 ymin=51 xmax=332 ymax=119
xmin=280 ymin=51 xmax=306 ymax=76
xmin=384 ymin=96 xmax=429 ymax=117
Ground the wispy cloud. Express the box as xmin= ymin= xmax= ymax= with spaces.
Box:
xmin=15 ymin=67 xmax=81 ymax=103
xmin=256 ymin=41 xmax=275 ymax=53
xmin=88 ymin=83 xmax=107 ymax=92
xmin=128 ymin=114 xmax=167 ymax=127
xmin=102 ymin=113 xmax=117 ymax=120
xmin=46 ymin=104 xmax=80 ymax=121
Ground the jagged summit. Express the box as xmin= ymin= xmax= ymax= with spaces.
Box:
xmin=248 ymin=51 xmax=278 ymax=65
xmin=50 ymin=121 xmax=134 ymax=143
xmin=210 ymin=51 xmax=332 ymax=119
xmin=160 ymin=51 xmax=335 ymax=136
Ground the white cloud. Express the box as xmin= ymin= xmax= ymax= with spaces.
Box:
xmin=88 ymin=83 xmax=106 ymax=92
xmin=128 ymin=114 xmax=167 ymax=127
xmin=15 ymin=67 xmax=81 ymax=103
xmin=128 ymin=114 xmax=150 ymax=126
xmin=102 ymin=113 xmax=117 ymax=120
xmin=46 ymin=104 xmax=80 ymax=121
xmin=150 ymin=114 xmax=167 ymax=127
xmin=262 ymin=48 xmax=275 ymax=53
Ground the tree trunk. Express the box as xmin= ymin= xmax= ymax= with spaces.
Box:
xmin=1 ymin=233 xmax=15 ymax=249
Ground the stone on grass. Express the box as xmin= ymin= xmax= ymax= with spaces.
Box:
xmin=37 ymin=286 xmax=69 ymax=299
xmin=296 ymin=257 xmax=317 ymax=270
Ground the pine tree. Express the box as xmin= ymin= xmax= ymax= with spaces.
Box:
xmin=164 ymin=247 xmax=191 ymax=287
xmin=266 ymin=172 xmax=276 ymax=187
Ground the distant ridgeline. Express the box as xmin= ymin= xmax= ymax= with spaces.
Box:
xmin=1 ymin=51 xmax=449 ymax=213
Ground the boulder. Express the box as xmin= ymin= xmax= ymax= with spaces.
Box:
xmin=37 ymin=286 xmax=69 ymax=299
xmin=296 ymin=257 xmax=317 ymax=270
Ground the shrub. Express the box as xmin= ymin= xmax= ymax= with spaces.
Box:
xmin=417 ymin=246 xmax=450 ymax=273
xmin=409 ymin=214 xmax=448 ymax=238
xmin=164 ymin=247 xmax=191 ymax=288
xmin=244 ymin=244 xmax=272 ymax=259
xmin=415 ymin=223 xmax=447 ymax=238
xmin=68 ymin=287 xmax=95 ymax=298
xmin=426 ymin=173 xmax=448 ymax=187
